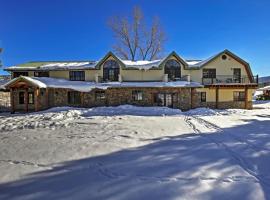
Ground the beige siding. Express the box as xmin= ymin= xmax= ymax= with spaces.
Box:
xmin=186 ymin=53 xmax=250 ymax=83
xmin=49 ymin=71 xmax=69 ymax=79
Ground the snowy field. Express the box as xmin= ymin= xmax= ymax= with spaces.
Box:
xmin=0 ymin=102 xmax=270 ymax=199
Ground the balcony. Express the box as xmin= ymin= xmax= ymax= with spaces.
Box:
xmin=202 ymin=75 xmax=258 ymax=85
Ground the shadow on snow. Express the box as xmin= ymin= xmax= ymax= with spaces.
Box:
xmin=0 ymin=119 xmax=270 ymax=200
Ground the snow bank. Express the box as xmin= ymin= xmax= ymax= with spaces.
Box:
xmin=0 ymin=105 xmax=183 ymax=131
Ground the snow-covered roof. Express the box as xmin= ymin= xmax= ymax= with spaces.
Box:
xmin=6 ymin=49 xmax=251 ymax=73
xmin=120 ymin=59 xmax=162 ymax=70
xmin=257 ymin=85 xmax=270 ymax=91
xmin=4 ymin=76 xmax=203 ymax=92
xmin=7 ymin=61 xmax=97 ymax=71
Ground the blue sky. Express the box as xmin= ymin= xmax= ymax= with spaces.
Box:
xmin=0 ymin=0 xmax=269 ymax=76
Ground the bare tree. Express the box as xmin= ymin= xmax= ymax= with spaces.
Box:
xmin=108 ymin=6 xmax=165 ymax=61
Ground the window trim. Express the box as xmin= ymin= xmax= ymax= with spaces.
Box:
xmin=103 ymin=60 xmax=120 ymax=82
xmin=69 ymin=71 xmax=85 ymax=81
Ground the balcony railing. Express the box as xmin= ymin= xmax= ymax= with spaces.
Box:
xmin=202 ymin=75 xmax=258 ymax=85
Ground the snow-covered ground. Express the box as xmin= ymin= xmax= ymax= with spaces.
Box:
xmin=0 ymin=102 xmax=270 ymax=199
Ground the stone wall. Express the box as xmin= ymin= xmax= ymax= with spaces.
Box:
xmin=47 ymin=87 xmax=193 ymax=111
xmin=12 ymin=87 xmax=253 ymax=112
xmin=0 ymin=91 xmax=10 ymax=112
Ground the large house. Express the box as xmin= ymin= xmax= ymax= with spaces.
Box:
xmin=4 ymin=49 xmax=258 ymax=113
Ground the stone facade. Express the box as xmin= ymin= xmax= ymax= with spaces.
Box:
xmin=10 ymin=86 xmax=253 ymax=112
xmin=0 ymin=91 xmax=10 ymax=112
xmin=46 ymin=87 xmax=193 ymax=111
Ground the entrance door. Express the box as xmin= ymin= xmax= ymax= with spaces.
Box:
xmin=156 ymin=93 xmax=174 ymax=108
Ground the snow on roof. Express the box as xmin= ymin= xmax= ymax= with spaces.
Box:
xmin=4 ymin=76 xmax=202 ymax=92
xmin=40 ymin=62 xmax=97 ymax=70
xmin=257 ymin=85 xmax=270 ymax=91
xmin=7 ymin=61 xmax=98 ymax=71
xmin=120 ymin=59 xmax=162 ymax=70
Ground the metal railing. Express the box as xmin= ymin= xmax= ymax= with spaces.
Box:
xmin=202 ymin=75 xmax=258 ymax=85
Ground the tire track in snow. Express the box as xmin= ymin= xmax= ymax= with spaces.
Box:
xmin=184 ymin=114 xmax=270 ymax=188
xmin=0 ymin=159 xmax=51 ymax=169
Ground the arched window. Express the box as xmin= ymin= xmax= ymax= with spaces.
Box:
xmin=165 ymin=59 xmax=181 ymax=81
xmin=103 ymin=60 xmax=120 ymax=82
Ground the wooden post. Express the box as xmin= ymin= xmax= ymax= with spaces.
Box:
xmin=10 ymin=88 xmax=15 ymax=114
xmin=35 ymin=88 xmax=40 ymax=112
xmin=245 ymin=86 xmax=248 ymax=109
xmin=24 ymin=88 xmax=28 ymax=112
xmin=45 ymin=88 xmax=49 ymax=109
xmin=215 ymin=87 xmax=219 ymax=109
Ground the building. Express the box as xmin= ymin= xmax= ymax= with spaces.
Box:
xmin=3 ymin=49 xmax=258 ymax=113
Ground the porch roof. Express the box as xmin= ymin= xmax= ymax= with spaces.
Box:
xmin=4 ymin=76 xmax=203 ymax=92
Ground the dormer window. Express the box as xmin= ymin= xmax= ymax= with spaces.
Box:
xmin=103 ymin=60 xmax=120 ymax=82
xmin=165 ymin=59 xmax=181 ymax=81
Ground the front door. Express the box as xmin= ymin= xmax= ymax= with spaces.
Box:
xmin=156 ymin=93 xmax=175 ymax=108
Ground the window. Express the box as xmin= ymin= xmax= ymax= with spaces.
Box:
xmin=19 ymin=92 xmax=24 ymax=104
xmin=233 ymin=68 xmax=241 ymax=83
xmin=28 ymin=92 xmax=34 ymax=104
xmin=132 ymin=90 xmax=143 ymax=101
xmin=201 ymin=92 xmax=206 ymax=102
xmin=13 ymin=72 xmax=28 ymax=78
xmin=68 ymin=91 xmax=81 ymax=104
xmin=154 ymin=93 xmax=174 ymax=107
xmin=95 ymin=91 xmax=106 ymax=101
xmin=203 ymin=69 xmax=216 ymax=78
xmin=34 ymin=71 xmax=49 ymax=77
xmin=69 ymin=71 xmax=85 ymax=81
xmin=233 ymin=91 xmax=245 ymax=101
xmin=221 ymin=55 xmax=227 ymax=60
xmin=165 ymin=59 xmax=181 ymax=81
xmin=103 ymin=60 xmax=120 ymax=82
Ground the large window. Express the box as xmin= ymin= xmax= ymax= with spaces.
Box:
xmin=203 ymin=69 xmax=216 ymax=78
xmin=103 ymin=60 xmax=120 ymax=82
xmin=34 ymin=71 xmax=49 ymax=77
xmin=69 ymin=71 xmax=85 ymax=81
xmin=200 ymin=92 xmax=206 ymax=102
xmin=132 ymin=90 xmax=143 ymax=101
xmin=68 ymin=91 xmax=81 ymax=104
xmin=165 ymin=59 xmax=181 ymax=81
xmin=95 ymin=91 xmax=106 ymax=101
xmin=19 ymin=92 xmax=24 ymax=104
xmin=13 ymin=72 xmax=28 ymax=78
xmin=233 ymin=91 xmax=245 ymax=101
